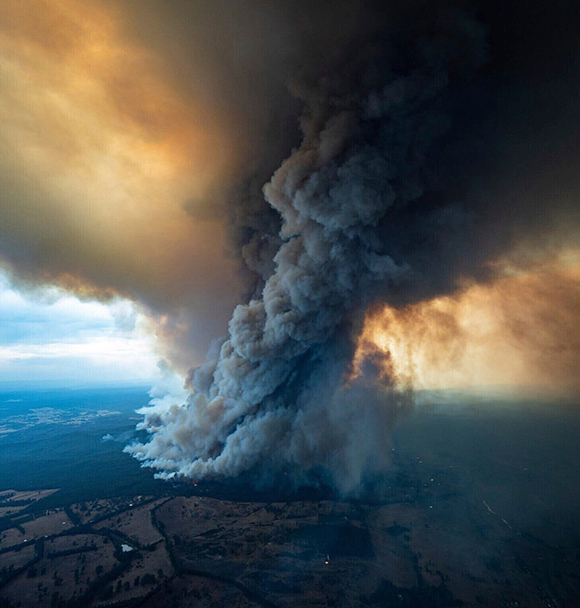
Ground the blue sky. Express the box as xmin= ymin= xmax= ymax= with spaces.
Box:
xmin=0 ymin=272 xmax=160 ymax=388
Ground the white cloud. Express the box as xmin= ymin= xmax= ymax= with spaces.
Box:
xmin=0 ymin=271 xmax=160 ymax=386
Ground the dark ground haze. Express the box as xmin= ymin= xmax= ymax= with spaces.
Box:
xmin=2 ymin=389 xmax=580 ymax=606
xmin=2 ymin=387 xmax=579 ymax=525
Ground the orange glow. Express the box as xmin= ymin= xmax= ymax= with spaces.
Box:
xmin=4 ymin=0 xmax=230 ymax=235
xmin=353 ymin=257 xmax=580 ymax=394
xmin=0 ymin=0 xmax=237 ymax=280
xmin=0 ymin=0 xmax=244 ymax=365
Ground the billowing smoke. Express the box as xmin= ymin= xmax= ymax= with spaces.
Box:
xmin=353 ymin=264 xmax=580 ymax=395
xmin=0 ymin=0 xmax=396 ymax=367
xmin=127 ymin=5 xmax=561 ymax=491
xmin=1 ymin=0 xmax=579 ymax=491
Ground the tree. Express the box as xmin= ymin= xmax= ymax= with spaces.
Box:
xmin=141 ymin=573 xmax=156 ymax=585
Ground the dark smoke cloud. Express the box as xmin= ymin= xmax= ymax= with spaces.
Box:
xmin=128 ymin=1 xmax=580 ymax=491
xmin=0 ymin=0 xmax=397 ymax=366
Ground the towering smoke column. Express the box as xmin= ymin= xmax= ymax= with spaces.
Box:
xmin=1 ymin=0 xmax=578 ymax=490
xmin=119 ymin=0 xmax=580 ymax=492
xmin=127 ymin=12 xmax=491 ymax=491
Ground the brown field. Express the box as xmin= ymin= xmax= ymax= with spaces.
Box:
xmin=0 ymin=507 xmax=26 ymax=519
xmin=0 ymin=480 xmax=579 ymax=607
xmin=155 ymin=496 xmax=264 ymax=544
xmin=70 ymin=496 xmax=153 ymax=525
xmin=0 ymin=535 xmax=117 ymax=606
xmin=0 ymin=528 xmax=26 ymax=548
xmin=0 ymin=490 xmax=61 ymax=528
xmin=0 ymin=490 xmax=58 ymax=504
xmin=92 ymin=542 xmax=173 ymax=606
xmin=0 ymin=508 xmax=73 ymax=549
xmin=43 ymin=533 xmax=104 ymax=555
xmin=20 ymin=509 xmax=73 ymax=540
xmin=141 ymin=573 xmax=263 ymax=608
xmin=93 ymin=498 xmax=168 ymax=547
xmin=0 ymin=545 xmax=36 ymax=574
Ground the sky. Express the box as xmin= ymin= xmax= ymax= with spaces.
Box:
xmin=354 ymin=255 xmax=580 ymax=394
xmin=0 ymin=0 xmax=248 ymax=373
xmin=0 ymin=271 xmax=159 ymax=387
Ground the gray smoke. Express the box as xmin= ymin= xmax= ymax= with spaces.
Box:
xmin=126 ymin=11 xmax=490 ymax=492
xmin=127 ymin=1 xmax=580 ymax=492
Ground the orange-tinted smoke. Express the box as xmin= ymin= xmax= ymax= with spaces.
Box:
xmin=0 ymin=0 xmax=245 ymax=365
xmin=353 ymin=256 xmax=580 ymax=396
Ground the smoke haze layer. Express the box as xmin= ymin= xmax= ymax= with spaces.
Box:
xmin=354 ymin=260 xmax=580 ymax=394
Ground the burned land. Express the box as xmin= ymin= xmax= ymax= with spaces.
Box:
xmin=2 ymin=401 xmax=580 ymax=608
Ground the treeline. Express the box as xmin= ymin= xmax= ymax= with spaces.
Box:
xmin=45 ymin=545 xmax=98 ymax=560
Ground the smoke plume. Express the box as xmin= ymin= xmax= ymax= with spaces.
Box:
xmin=1 ymin=0 xmax=579 ymax=491
xmin=353 ymin=261 xmax=580 ymax=394
xmin=127 ymin=2 xmax=580 ymax=491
